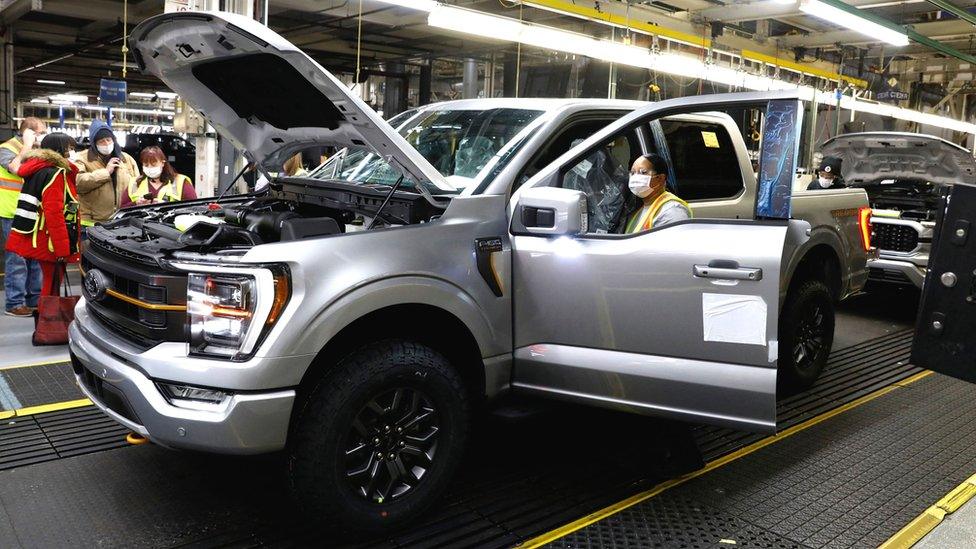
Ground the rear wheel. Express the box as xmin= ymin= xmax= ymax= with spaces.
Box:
xmin=288 ymin=340 xmax=469 ymax=534
xmin=778 ymin=280 xmax=835 ymax=391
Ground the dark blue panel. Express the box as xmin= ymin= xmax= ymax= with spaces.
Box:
xmin=756 ymin=99 xmax=801 ymax=219
xmin=98 ymin=79 xmax=127 ymax=105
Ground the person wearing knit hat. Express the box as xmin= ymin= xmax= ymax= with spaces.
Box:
xmin=808 ymin=156 xmax=845 ymax=190
xmin=73 ymin=120 xmax=139 ymax=225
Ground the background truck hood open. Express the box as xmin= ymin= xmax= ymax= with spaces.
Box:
xmin=821 ymin=132 xmax=976 ymax=187
xmin=129 ymin=11 xmax=455 ymax=192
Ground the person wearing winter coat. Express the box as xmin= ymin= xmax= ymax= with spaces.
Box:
xmin=74 ymin=120 xmax=138 ymax=225
xmin=4 ymin=133 xmax=81 ymax=297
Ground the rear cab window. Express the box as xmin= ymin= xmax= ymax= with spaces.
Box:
xmin=654 ymin=118 xmax=744 ymax=201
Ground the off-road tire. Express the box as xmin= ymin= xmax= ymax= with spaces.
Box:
xmin=288 ymin=340 xmax=469 ymax=535
xmin=778 ymin=280 xmax=835 ymax=391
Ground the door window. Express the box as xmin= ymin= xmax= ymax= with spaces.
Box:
xmin=657 ymin=119 xmax=743 ymax=200
xmin=513 ymin=116 xmax=626 ymax=194
xmin=558 ymin=130 xmax=638 ymax=234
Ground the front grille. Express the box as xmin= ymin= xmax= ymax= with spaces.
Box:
xmin=873 ymin=222 xmax=919 ymax=253
xmin=86 ymin=234 xmax=159 ymax=265
xmin=81 ymin=238 xmax=188 ymax=347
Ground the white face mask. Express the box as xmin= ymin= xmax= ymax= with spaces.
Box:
xmin=96 ymin=143 xmax=114 ymax=156
xmin=143 ymin=165 xmax=163 ymax=179
xmin=629 ymin=174 xmax=653 ymax=198
xmin=818 ymin=176 xmax=833 ymax=189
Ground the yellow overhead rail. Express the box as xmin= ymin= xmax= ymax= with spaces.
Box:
xmin=743 ymin=50 xmax=868 ymax=89
xmin=522 ymin=0 xmax=867 ymax=88
xmin=524 ymin=0 xmax=710 ymax=49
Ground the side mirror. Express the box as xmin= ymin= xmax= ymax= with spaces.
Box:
xmin=511 ymin=187 xmax=588 ymax=236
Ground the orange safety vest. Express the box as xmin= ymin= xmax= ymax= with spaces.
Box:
xmin=625 ymin=191 xmax=691 ymax=233
xmin=0 ymin=138 xmax=25 ymax=218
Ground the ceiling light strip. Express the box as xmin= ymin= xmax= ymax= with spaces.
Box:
xmin=427 ymin=5 xmax=976 ymax=135
xmin=522 ymin=0 xmax=866 ymax=88
xmin=798 ymin=0 xmax=908 ymax=46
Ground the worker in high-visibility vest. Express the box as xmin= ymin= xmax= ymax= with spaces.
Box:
xmin=624 ymin=153 xmax=692 ymax=234
xmin=4 ymin=133 xmax=81 ymax=308
xmin=0 ymin=116 xmax=47 ymax=317
xmin=120 ymin=145 xmax=197 ymax=208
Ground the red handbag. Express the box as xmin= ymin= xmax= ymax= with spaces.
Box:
xmin=33 ymin=263 xmax=80 ymax=346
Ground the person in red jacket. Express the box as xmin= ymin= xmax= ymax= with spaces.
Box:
xmin=4 ymin=133 xmax=81 ymax=297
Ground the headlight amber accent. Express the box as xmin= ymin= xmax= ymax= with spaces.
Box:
xmin=267 ymin=270 xmax=290 ymax=326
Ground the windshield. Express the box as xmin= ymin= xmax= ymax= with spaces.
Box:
xmin=306 ymin=107 xmax=544 ymax=194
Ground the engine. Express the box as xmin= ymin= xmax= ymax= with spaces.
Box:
xmin=102 ymin=196 xmax=351 ymax=256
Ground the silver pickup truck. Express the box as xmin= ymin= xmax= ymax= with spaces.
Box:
xmin=822 ymin=132 xmax=976 ymax=288
xmin=70 ymin=12 xmax=871 ymax=533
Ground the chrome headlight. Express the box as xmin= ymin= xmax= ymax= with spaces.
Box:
xmin=185 ymin=265 xmax=290 ymax=360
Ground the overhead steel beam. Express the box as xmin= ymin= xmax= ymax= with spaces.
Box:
xmin=924 ymin=0 xmax=976 ymax=26
xmin=808 ymin=0 xmax=976 ymax=64
xmin=779 ymin=15 xmax=975 ymax=44
xmin=796 ymin=0 xmax=976 ymax=63
xmin=907 ymin=28 xmax=976 ymax=63
xmin=0 ymin=0 xmax=39 ymax=25
xmin=519 ymin=0 xmax=868 ymax=86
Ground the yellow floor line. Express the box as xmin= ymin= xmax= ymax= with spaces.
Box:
xmin=518 ymin=370 xmax=934 ymax=548
xmin=879 ymin=471 xmax=976 ymax=549
xmin=0 ymin=357 xmax=71 ymax=371
xmin=0 ymin=398 xmax=92 ymax=420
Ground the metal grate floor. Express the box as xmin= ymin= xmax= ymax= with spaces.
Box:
xmin=0 ymin=329 xmax=924 ymax=548
xmin=550 ymin=372 xmax=976 ymax=549
xmin=0 ymin=362 xmax=80 ymax=411
xmin=0 ymin=406 xmax=128 ymax=471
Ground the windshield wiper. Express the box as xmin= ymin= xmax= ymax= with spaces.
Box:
xmin=367 ymin=174 xmax=405 ymax=230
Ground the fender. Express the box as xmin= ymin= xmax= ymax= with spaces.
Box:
xmin=781 ymin=223 xmax=847 ymax=302
xmin=285 ymin=274 xmax=505 ymax=364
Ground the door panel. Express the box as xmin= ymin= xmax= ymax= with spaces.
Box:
xmin=912 ymin=183 xmax=976 ymax=382
xmin=513 ymin=221 xmax=787 ymax=365
xmin=511 ymin=220 xmax=792 ymax=430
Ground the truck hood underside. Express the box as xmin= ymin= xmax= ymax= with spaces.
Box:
xmin=821 ymin=132 xmax=976 ymax=187
xmin=129 ymin=11 xmax=455 ymax=192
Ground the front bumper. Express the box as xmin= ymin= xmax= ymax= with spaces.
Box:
xmin=69 ymin=307 xmax=296 ymax=455
xmin=868 ymin=258 xmax=926 ymax=288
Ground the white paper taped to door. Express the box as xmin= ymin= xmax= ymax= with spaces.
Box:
xmin=702 ymin=293 xmax=767 ymax=346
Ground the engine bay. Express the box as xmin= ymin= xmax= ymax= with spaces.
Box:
xmin=860 ymin=180 xmax=944 ymax=222
xmin=88 ymin=178 xmax=449 ymax=261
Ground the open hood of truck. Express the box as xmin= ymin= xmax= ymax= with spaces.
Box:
xmin=821 ymin=132 xmax=975 ymax=187
xmin=129 ymin=11 xmax=455 ymax=192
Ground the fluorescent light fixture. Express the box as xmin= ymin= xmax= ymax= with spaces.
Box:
xmin=49 ymin=94 xmax=88 ymax=103
xmin=36 ymin=79 xmax=65 ymax=85
xmin=155 ymin=91 xmax=178 ymax=99
xmin=427 ymin=5 xmax=975 ymax=135
xmin=372 ymin=0 xmax=436 ymax=11
xmin=29 ymin=98 xmax=47 ymax=104
xmin=798 ymin=0 xmax=909 ymax=46
xmin=130 ymin=92 xmax=157 ymax=98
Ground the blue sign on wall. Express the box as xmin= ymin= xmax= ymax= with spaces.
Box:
xmin=98 ymin=79 xmax=127 ymax=105
xmin=756 ymin=99 xmax=802 ymax=220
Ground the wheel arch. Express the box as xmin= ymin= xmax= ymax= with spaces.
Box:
xmin=785 ymin=238 xmax=844 ymax=301
xmin=291 ymin=278 xmax=498 ymax=416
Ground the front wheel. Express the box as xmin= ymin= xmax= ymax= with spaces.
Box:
xmin=778 ymin=280 xmax=835 ymax=391
xmin=288 ymin=340 xmax=469 ymax=535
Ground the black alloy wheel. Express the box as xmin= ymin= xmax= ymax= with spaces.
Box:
xmin=793 ymin=300 xmax=829 ymax=372
xmin=344 ymin=388 xmax=440 ymax=504
xmin=288 ymin=340 xmax=468 ymax=535
xmin=779 ymin=280 xmax=835 ymax=391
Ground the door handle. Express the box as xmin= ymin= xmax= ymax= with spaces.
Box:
xmin=693 ymin=264 xmax=763 ymax=281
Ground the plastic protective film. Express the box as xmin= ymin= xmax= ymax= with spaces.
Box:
xmin=701 ymin=293 xmax=768 ymax=346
